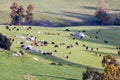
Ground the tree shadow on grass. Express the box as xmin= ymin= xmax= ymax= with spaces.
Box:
xmin=82 ymin=50 xmax=120 ymax=58
xmin=23 ymin=49 xmax=102 ymax=71
xmin=24 ymin=11 xmax=100 ymax=27
xmin=31 ymin=74 xmax=79 ymax=80
xmin=60 ymin=28 xmax=120 ymax=47
xmin=82 ymin=6 xmax=120 ymax=11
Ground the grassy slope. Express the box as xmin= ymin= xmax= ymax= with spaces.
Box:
xmin=0 ymin=0 xmax=120 ymax=24
xmin=0 ymin=25 xmax=120 ymax=80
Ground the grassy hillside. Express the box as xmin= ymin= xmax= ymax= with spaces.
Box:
xmin=0 ymin=0 xmax=120 ymax=25
xmin=0 ymin=25 xmax=120 ymax=80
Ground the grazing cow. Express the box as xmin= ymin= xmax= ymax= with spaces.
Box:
xmin=91 ymin=48 xmax=93 ymax=51
xmin=5 ymin=26 xmax=9 ymax=30
xmin=118 ymin=50 xmax=120 ymax=55
xmin=9 ymin=29 xmax=11 ymax=31
xmin=16 ymin=28 xmax=19 ymax=31
xmin=82 ymin=30 xmax=86 ymax=32
xmin=26 ymin=47 xmax=30 ymax=50
xmin=46 ymin=52 xmax=52 ymax=55
xmin=104 ymin=40 xmax=109 ymax=44
xmin=95 ymin=36 xmax=98 ymax=39
xmin=66 ymin=46 xmax=70 ymax=49
xmin=19 ymin=50 xmax=24 ymax=55
xmin=43 ymin=41 xmax=48 ymax=45
xmin=96 ymin=32 xmax=99 ymax=34
xmin=12 ymin=39 xmax=14 ymax=42
xmin=66 ymin=56 xmax=69 ymax=59
xmin=27 ymin=28 xmax=29 ymax=30
xmin=29 ymin=27 xmax=32 ymax=29
xmin=82 ymin=44 xmax=86 ymax=47
xmin=98 ymin=29 xmax=101 ymax=32
xmin=69 ymin=51 xmax=71 ymax=54
xmin=70 ymin=44 xmax=73 ymax=48
xmin=95 ymin=52 xmax=98 ymax=55
xmin=62 ymin=43 xmax=65 ymax=45
xmin=51 ymin=33 xmax=55 ymax=35
xmin=65 ymin=29 xmax=70 ymax=31
xmin=70 ymin=33 xmax=73 ymax=37
xmin=51 ymin=42 xmax=55 ymax=45
xmin=54 ymin=50 xmax=57 ymax=52
xmin=60 ymin=43 xmax=62 ymax=46
xmin=116 ymin=47 xmax=119 ymax=49
xmin=117 ymin=46 xmax=120 ymax=49
xmin=96 ymin=48 xmax=99 ymax=51
xmin=86 ymin=46 xmax=89 ymax=50
xmin=54 ymin=45 xmax=58 ymax=48
xmin=9 ymin=24 xmax=12 ymax=26
xmin=51 ymin=62 xmax=56 ymax=65
xmin=73 ymin=37 xmax=75 ymax=40
xmin=99 ymin=54 xmax=101 ymax=57
xmin=75 ymin=42 xmax=79 ymax=45
xmin=57 ymin=33 xmax=60 ymax=36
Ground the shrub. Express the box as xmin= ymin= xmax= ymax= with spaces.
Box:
xmin=0 ymin=33 xmax=12 ymax=50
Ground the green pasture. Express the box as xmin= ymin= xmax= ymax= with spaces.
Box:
xmin=0 ymin=25 xmax=120 ymax=80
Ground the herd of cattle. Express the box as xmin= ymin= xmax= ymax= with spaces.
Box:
xmin=0 ymin=25 xmax=120 ymax=66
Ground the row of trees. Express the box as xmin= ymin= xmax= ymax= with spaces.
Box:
xmin=95 ymin=0 xmax=120 ymax=25
xmin=10 ymin=1 xmax=34 ymax=25
xmin=82 ymin=54 xmax=120 ymax=80
xmin=10 ymin=0 xmax=120 ymax=25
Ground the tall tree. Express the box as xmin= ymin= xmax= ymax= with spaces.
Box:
xmin=10 ymin=1 xmax=19 ymax=25
xmin=114 ymin=13 xmax=120 ymax=25
xmin=101 ymin=54 xmax=120 ymax=80
xmin=16 ymin=5 xmax=25 ymax=25
xmin=95 ymin=0 xmax=111 ymax=25
xmin=10 ymin=1 xmax=25 ymax=25
xmin=25 ymin=4 xmax=34 ymax=25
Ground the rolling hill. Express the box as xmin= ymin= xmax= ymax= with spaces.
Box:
xmin=0 ymin=0 xmax=120 ymax=25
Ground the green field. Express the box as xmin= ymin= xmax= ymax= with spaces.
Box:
xmin=0 ymin=0 xmax=120 ymax=80
xmin=0 ymin=0 xmax=120 ymax=24
xmin=0 ymin=25 xmax=120 ymax=80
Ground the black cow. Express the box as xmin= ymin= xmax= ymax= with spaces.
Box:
xmin=54 ymin=45 xmax=59 ymax=48
xmin=75 ymin=42 xmax=79 ymax=45
xmin=104 ymin=40 xmax=109 ymax=44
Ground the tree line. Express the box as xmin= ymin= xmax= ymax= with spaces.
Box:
xmin=10 ymin=0 xmax=120 ymax=26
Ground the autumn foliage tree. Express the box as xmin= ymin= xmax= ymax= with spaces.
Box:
xmin=101 ymin=54 xmax=120 ymax=80
xmin=10 ymin=1 xmax=34 ymax=25
xmin=95 ymin=0 xmax=111 ymax=25
xmin=10 ymin=1 xmax=19 ymax=25
xmin=25 ymin=4 xmax=34 ymax=25
xmin=82 ymin=54 xmax=120 ymax=80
